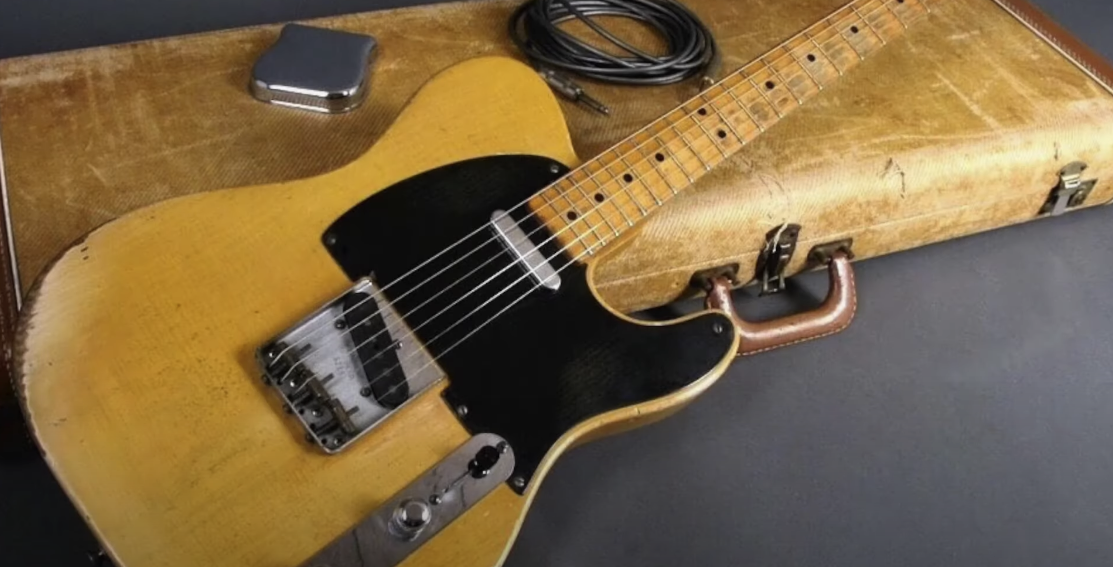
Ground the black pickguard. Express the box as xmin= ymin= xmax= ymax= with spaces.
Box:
xmin=324 ymin=156 xmax=735 ymax=490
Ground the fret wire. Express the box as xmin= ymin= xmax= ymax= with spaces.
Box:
xmin=833 ymin=16 xmax=867 ymax=60
xmin=630 ymin=143 xmax=682 ymax=196
xmin=656 ymin=136 xmax=696 ymax=184
xmin=584 ymin=167 xmax=635 ymax=227
xmin=540 ymin=190 xmax=591 ymax=252
xmin=743 ymin=74 xmax=784 ymax=118
xmin=804 ymin=30 xmax=843 ymax=75
xmin=614 ymin=150 xmax=663 ymax=205
xmin=557 ymin=185 xmax=606 ymax=250
xmin=620 ymin=183 xmax=649 ymax=216
xmin=573 ymin=180 xmax=620 ymax=236
xmin=548 ymin=0 xmax=912 ymax=250
xmin=883 ymin=0 xmax=910 ymax=28
xmin=689 ymin=110 xmax=730 ymax=159
xmin=723 ymin=82 xmax=765 ymax=132
xmin=700 ymin=92 xmax=746 ymax=143
xmin=664 ymin=115 xmax=713 ymax=171
xmin=784 ymin=45 xmax=823 ymax=90
xmin=851 ymin=4 xmax=886 ymax=44
xmin=602 ymin=158 xmax=649 ymax=216
xmin=762 ymin=57 xmax=803 ymax=105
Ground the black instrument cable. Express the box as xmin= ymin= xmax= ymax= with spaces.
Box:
xmin=509 ymin=0 xmax=719 ymax=114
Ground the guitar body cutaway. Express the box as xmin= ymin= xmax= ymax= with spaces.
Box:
xmin=16 ymin=57 xmax=738 ymax=567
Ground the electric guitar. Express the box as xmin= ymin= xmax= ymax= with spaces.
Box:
xmin=15 ymin=1 xmax=935 ymax=565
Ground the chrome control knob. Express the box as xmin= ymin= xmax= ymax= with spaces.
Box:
xmin=388 ymin=498 xmax=432 ymax=541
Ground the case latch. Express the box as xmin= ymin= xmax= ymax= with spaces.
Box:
xmin=1041 ymin=161 xmax=1097 ymax=217
xmin=754 ymin=223 xmax=801 ymax=296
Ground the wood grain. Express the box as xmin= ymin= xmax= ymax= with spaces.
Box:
xmin=527 ymin=0 xmax=921 ymax=259
xmin=1 ymin=0 xmax=1112 ymax=317
xmin=16 ymin=55 xmax=736 ymax=567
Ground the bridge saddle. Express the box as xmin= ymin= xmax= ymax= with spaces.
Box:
xmin=257 ymin=277 xmax=444 ymax=453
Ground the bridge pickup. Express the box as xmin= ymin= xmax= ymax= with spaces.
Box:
xmin=342 ymin=292 xmax=408 ymax=408
xmin=257 ymin=277 xmax=444 ymax=453
xmin=490 ymin=210 xmax=561 ymax=291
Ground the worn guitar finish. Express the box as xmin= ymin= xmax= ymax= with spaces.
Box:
xmin=16 ymin=57 xmax=739 ymax=567
xmin=16 ymin=1 xmax=934 ymax=564
xmin=324 ymin=155 xmax=735 ymax=487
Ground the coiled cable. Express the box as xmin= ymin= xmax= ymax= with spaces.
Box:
xmin=509 ymin=0 xmax=719 ymax=87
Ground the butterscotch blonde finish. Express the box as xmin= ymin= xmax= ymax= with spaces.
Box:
xmin=16 ymin=57 xmax=737 ymax=567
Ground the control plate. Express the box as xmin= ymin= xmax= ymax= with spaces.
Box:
xmin=300 ymin=433 xmax=515 ymax=567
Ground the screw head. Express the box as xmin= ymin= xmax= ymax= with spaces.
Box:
xmin=456 ymin=405 xmax=469 ymax=418
xmin=429 ymin=494 xmax=442 ymax=506
xmin=712 ymin=321 xmax=725 ymax=335
xmin=324 ymin=233 xmax=337 ymax=246
xmin=360 ymin=387 xmax=372 ymax=397
xmin=510 ymin=476 xmax=526 ymax=490
xmin=550 ymin=164 xmax=561 ymax=175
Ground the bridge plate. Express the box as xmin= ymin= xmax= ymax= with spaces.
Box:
xmin=257 ymin=277 xmax=444 ymax=453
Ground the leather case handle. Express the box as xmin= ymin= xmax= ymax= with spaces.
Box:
xmin=705 ymin=251 xmax=857 ymax=356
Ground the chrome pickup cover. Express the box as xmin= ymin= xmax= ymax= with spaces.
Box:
xmin=257 ymin=277 xmax=444 ymax=453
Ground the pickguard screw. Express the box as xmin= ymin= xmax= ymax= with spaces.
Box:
xmin=429 ymin=494 xmax=442 ymax=506
xmin=324 ymin=233 xmax=337 ymax=246
xmin=455 ymin=405 xmax=469 ymax=418
xmin=510 ymin=476 xmax=526 ymax=490
xmin=712 ymin=322 xmax=725 ymax=335
xmin=549 ymin=164 xmax=561 ymax=175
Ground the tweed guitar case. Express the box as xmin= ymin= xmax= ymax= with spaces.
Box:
xmin=1 ymin=0 xmax=1112 ymax=396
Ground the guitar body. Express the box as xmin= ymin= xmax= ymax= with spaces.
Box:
xmin=16 ymin=57 xmax=738 ymax=567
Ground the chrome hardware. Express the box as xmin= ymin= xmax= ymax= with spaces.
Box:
xmin=1041 ymin=161 xmax=1097 ymax=217
xmin=754 ymin=223 xmax=801 ymax=295
xmin=300 ymin=433 xmax=516 ymax=567
xmin=250 ymin=24 xmax=377 ymax=114
xmin=388 ymin=499 xmax=432 ymax=541
xmin=257 ymin=277 xmax=444 ymax=453
xmin=490 ymin=210 xmax=561 ymax=291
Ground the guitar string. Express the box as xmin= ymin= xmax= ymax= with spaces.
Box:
xmin=275 ymin=0 xmax=915 ymax=387
xmin=292 ymin=0 xmax=925 ymax=410
xmin=269 ymin=0 xmax=902 ymax=369
xmin=276 ymin=0 xmax=914 ymax=390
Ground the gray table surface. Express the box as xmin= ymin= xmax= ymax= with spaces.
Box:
xmin=2 ymin=1 xmax=1112 ymax=566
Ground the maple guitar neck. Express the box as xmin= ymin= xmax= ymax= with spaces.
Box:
xmin=528 ymin=0 xmax=936 ymax=258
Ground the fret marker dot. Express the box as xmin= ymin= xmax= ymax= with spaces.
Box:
xmin=765 ymin=80 xmax=775 ymax=90
xmin=594 ymin=193 xmax=605 ymax=203
xmin=807 ymin=54 xmax=817 ymax=62
xmin=566 ymin=211 xmax=578 ymax=221
xmin=623 ymin=173 xmax=634 ymax=183
xmin=698 ymin=108 xmax=708 ymax=116
xmin=851 ymin=25 xmax=860 ymax=34
xmin=655 ymin=153 xmax=665 ymax=162
xmin=717 ymin=130 xmax=727 ymax=139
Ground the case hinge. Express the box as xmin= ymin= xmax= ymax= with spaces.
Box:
xmin=1041 ymin=161 xmax=1097 ymax=217
xmin=754 ymin=223 xmax=801 ymax=296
